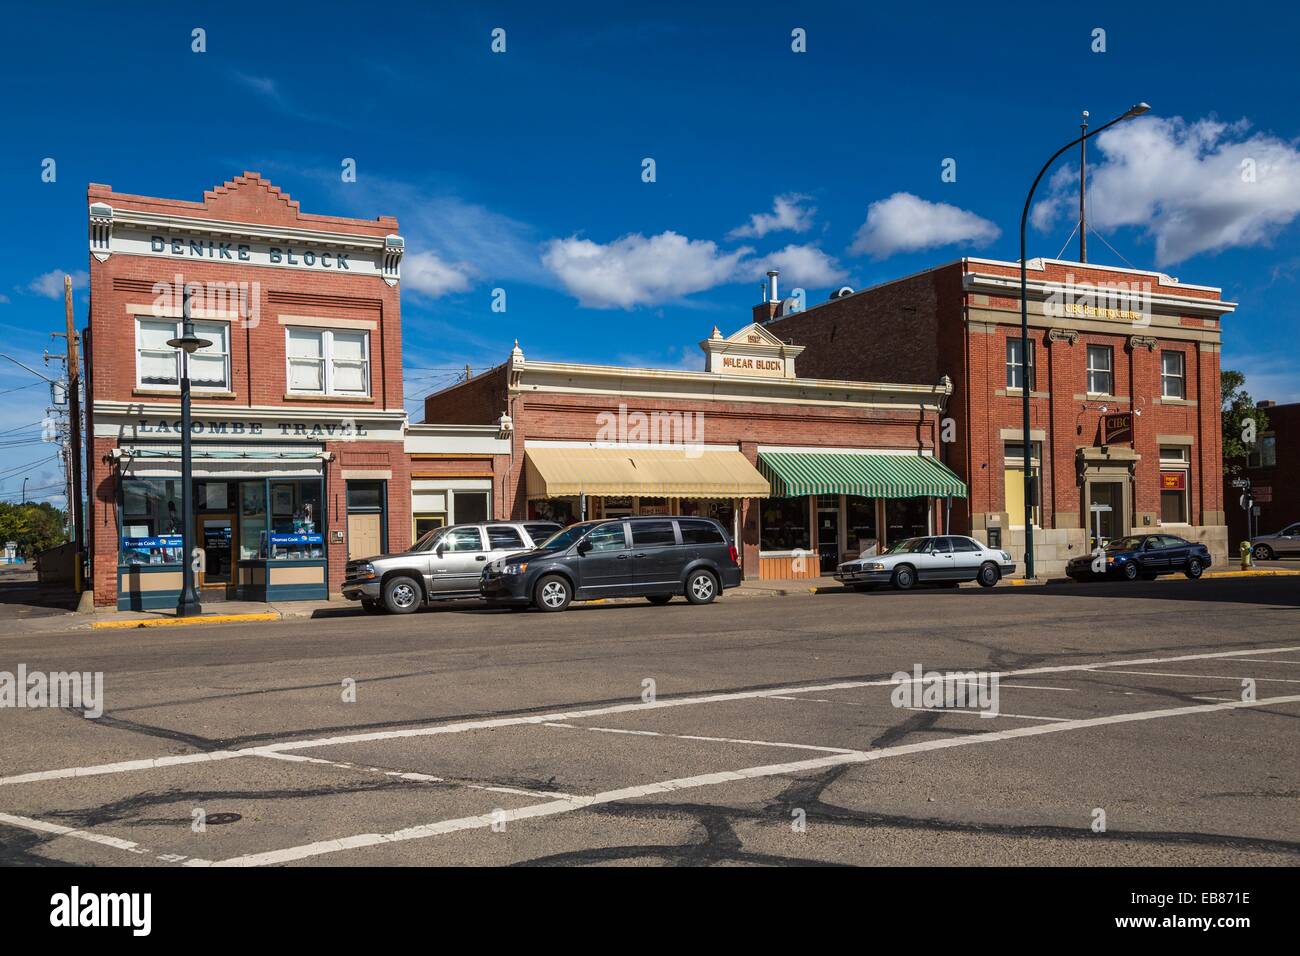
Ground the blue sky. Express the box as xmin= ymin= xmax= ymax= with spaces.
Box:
xmin=3 ymin=1 xmax=1299 ymax=506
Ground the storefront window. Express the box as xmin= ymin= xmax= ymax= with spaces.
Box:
xmin=453 ymin=490 xmax=489 ymax=524
xmin=120 ymin=478 xmax=183 ymax=564
xmin=846 ymin=496 xmax=878 ymax=554
xmin=679 ymin=499 xmax=736 ymax=540
xmin=238 ymin=481 xmax=267 ymax=560
xmin=885 ymin=498 xmax=929 ymax=543
xmin=760 ymin=497 xmax=810 ymax=552
xmin=530 ymin=497 xmax=580 ymax=525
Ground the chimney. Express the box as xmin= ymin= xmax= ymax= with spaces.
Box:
xmin=752 ymin=270 xmax=781 ymax=324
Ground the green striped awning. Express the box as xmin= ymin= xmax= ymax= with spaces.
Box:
xmin=757 ymin=452 xmax=967 ymax=499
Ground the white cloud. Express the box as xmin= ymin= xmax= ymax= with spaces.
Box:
xmin=1222 ymin=350 xmax=1300 ymax=405
xmin=850 ymin=192 xmax=1000 ymax=259
xmin=757 ymin=244 xmax=848 ymax=288
xmin=27 ymin=270 xmax=87 ymax=299
xmin=402 ymin=251 xmax=473 ymax=298
xmin=729 ymin=193 xmax=816 ymax=239
xmin=542 ymin=231 xmax=752 ymax=309
xmin=1032 ymin=116 xmax=1300 ymax=266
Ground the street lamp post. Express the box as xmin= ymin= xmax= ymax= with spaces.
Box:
xmin=1017 ymin=103 xmax=1149 ymax=579
xmin=168 ymin=285 xmax=212 ymax=617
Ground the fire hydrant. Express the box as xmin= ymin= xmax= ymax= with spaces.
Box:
xmin=1240 ymin=540 xmax=1253 ymax=570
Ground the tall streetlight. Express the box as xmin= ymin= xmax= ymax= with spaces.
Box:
xmin=1018 ymin=103 xmax=1149 ymax=578
xmin=167 ymin=285 xmax=211 ymax=617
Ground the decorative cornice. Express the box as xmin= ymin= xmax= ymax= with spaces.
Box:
xmin=89 ymin=202 xmax=113 ymax=262
xmin=1128 ymin=334 xmax=1159 ymax=351
xmin=382 ymin=234 xmax=404 ymax=287
xmin=1047 ymin=328 xmax=1079 ymax=345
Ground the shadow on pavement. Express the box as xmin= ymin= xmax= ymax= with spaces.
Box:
xmin=0 ymin=563 xmax=78 ymax=619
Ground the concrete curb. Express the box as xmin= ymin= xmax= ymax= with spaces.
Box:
xmin=92 ymin=612 xmax=279 ymax=630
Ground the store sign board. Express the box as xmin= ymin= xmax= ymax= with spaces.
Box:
xmin=109 ymin=227 xmax=385 ymax=278
xmin=1102 ymin=412 xmax=1133 ymax=444
xmin=1160 ymin=471 xmax=1186 ymax=491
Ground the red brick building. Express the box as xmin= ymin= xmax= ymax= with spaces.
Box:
xmin=422 ymin=326 xmax=965 ymax=580
xmin=84 ymin=173 xmax=411 ymax=608
xmin=1227 ymin=399 xmax=1299 ymax=548
xmin=764 ymin=257 xmax=1234 ymax=575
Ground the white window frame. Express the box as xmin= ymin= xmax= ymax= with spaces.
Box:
xmin=135 ymin=316 xmax=230 ymax=392
xmin=1006 ymin=338 xmax=1034 ymax=391
xmin=1158 ymin=446 xmax=1191 ymax=526
xmin=1086 ymin=345 xmax=1113 ymax=396
xmin=1160 ymin=350 xmax=1186 ymax=399
xmin=285 ymin=327 xmax=371 ymax=397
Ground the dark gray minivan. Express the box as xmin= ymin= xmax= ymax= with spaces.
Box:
xmin=479 ymin=516 xmax=742 ymax=612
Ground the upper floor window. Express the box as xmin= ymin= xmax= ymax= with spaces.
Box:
xmin=1160 ymin=350 xmax=1186 ymax=399
xmin=1247 ymin=435 xmax=1277 ymax=469
xmin=286 ymin=328 xmax=370 ymax=397
xmin=1086 ymin=345 xmax=1113 ymax=396
xmin=1006 ymin=338 xmax=1035 ymax=391
xmin=137 ymin=318 xmax=229 ymax=390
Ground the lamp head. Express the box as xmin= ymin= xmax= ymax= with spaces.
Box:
xmin=167 ymin=331 xmax=212 ymax=354
xmin=1126 ymin=102 xmax=1151 ymax=118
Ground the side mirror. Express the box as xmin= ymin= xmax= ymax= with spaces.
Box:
xmin=576 ymin=539 xmax=592 ymax=555
xmin=436 ymin=543 xmax=446 ymax=557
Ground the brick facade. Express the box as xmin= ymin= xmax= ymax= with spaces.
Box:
xmin=84 ymin=173 xmax=409 ymax=606
xmin=766 ymin=257 xmax=1233 ymax=574
xmin=1226 ymin=400 xmax=1300 ymax=547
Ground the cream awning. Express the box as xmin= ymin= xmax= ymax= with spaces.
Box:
xmin=525 ymin=446 xmax=770 ymax=499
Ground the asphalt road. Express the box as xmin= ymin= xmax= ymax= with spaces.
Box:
xmin=1 ymin=577 xmax=1298 ymax=867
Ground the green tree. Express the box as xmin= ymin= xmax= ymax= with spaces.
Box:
xmin=1221 ymin=369 xmax=1270 ymax=477
xmin=0 ymin=501 xmax=68 ymax=558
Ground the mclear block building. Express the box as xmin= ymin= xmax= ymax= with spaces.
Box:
xmin=84 ymin=174 xmax=412 ymax=609
xmin=763 ymin=257 xmax=1234 ymax=576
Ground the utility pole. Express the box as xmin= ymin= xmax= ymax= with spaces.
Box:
xmin=1079 ymin=110 xmax=1089 ymax=263
xmin=64 ymin=275 xmax=86 ymax=598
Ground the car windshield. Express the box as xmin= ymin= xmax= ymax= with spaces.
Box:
xmin=884 ymin=537 xmax=928 ymax=555
xmin=531 ymin=521 xmax=599 ymax=552
xmin=1107 ymin=536 xmax=1146 ymax=551
xmin=410 ymin=527 xmax=448 ymax=552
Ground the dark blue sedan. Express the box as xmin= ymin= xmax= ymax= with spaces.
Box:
xmin=1066 ymin=534 xmax=1212 ymax=582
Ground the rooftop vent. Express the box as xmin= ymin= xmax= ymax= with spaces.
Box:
xmin=829 ymin=286 xmax=855 ymax=300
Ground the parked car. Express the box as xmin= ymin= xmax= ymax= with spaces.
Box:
xmin=1066 ymin=533 xmax=1211 ymax=582
xmin=479 ymin=516 xmax=741 ymax=612
xmin=1249 ymin=522 xmax=1300 ymax=560
xmin=834 ymin=535 xmax=1016 ymax=591
xmin=342 ymin=520 xmax=562 ymax=613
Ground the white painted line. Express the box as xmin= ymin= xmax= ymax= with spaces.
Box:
xmin=994 ymin=684 xmax=1079 ymax=692
xmin=1223 ymin=658 xmax=1300 ymax=666
xmin=1102 ymin=670 xmax=1300 ymax=684
xmin=900 ymin=707 xmax=1071 ymax=722
xmin=0 ymin=811 xmax=148 ymax=854
xmin=199 ymin=693 xmax=1300 ymax=867
xmin=548 ymin=721 xmax=862 ymax=754
xmin=1192 ymin=697 xmax=1237 ymax=703
xmin=7 ymin=644 xmax=1299 ymax=789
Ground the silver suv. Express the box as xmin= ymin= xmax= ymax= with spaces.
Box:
xmin=342 ymin=520 xmax=562 ymax=613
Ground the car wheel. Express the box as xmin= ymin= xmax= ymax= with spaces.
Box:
xmin=685 ymin=570 xmax=718 ymax=605
xmin=1253 ymin=544 xmax=1273 ymax=561
xmin=976 ymin=562 xmax=1000 ymax=588
xmin=1185 ymin=557 xmax=1203 ymax=579
xmin=891 ymin=565 xmax=916 ymax=591
xmin=361 ymin=599 xmax=385 ymax=614
xmin=1122 ymin=562 xmax=1140 ymax=581
xmin=647 ymin=594 xmax=673 ymax=605
xmin=534 ymin=575 xmax=572 ymax=612
xmin=382 ymin=576 xmax=421 ymax=614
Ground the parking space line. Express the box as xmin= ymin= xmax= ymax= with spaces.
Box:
xmin=0 ymin=811 xmax=149 ymax=855
xmin=899 ymin=707 xmax=1071 ymax=722
xmin=5 ymin=644 xmax=1298 ymax=790
xmin=196 ymin=693 xmax=1300 ymax=867
xmin=1222 ymin=658 xmax=1300 ymax=666
xmin=1101 ymin=670 xmax=1300 ymax=683
xmin=544 ymin=721 xmax=863 ymax=754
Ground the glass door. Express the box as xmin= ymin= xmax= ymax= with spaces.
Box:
xmin=199 ymin=514 xmax=235 ymax=589
xmin=817 ymin=504 xmax=840 ymax=573
xmin=1088 ymin=482 xmax=1125 ymax=548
